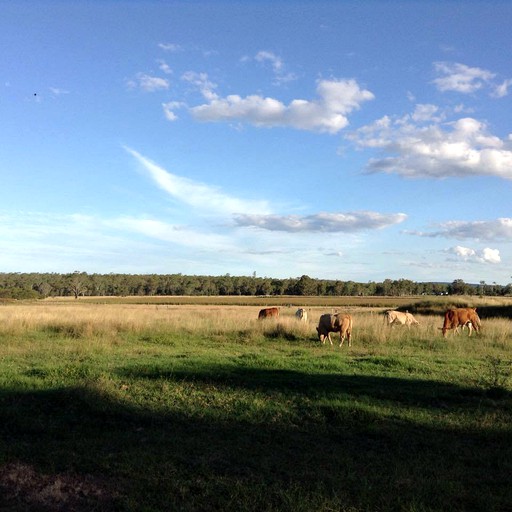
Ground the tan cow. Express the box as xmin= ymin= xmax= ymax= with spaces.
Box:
xmin=316 ymin=313 xmax=353 ymax=347
xmin=258 ymin=307 xmax=279 ymax=320
xmin=440 ymin=307 xmax=481 ymax=337
xmin=295 ymin=308 xmax=308 ymax=322
xmin=384 ymin=310 xmax=419 ymax=328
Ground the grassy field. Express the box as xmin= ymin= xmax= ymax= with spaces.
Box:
xmin=0 ymin=297 xmax=511 ymax=511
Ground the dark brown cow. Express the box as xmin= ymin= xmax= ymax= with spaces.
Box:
xmin=258 ymin=307 xmax=279 ymax=320
xmin=316 ymin=313 xmax=353 ymax=347
xmin=441 ymin=307 xmax=481 ymax=337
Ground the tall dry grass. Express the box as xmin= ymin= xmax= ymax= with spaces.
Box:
xmin=0 ymin=301 xmax=512 ymax=355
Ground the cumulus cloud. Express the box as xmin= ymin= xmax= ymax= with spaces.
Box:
xmin=407 ymin=218 xmax=512 ymax=241
xmin=125 ymin=147 xmax=271 ymax=216
xmin=127 ymin=73 xmax=169 ymax=92
xmin=348 ymin=108 xmax=512 ymax=179
xmin=447 ymin=246 xmax=501 ymax=264
xmin=233 ymin=211 xmax=407 ymax=232
xmin=188 ymin=78 xmax=374 ymax=133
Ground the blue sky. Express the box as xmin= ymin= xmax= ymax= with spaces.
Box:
xmin=2 ymin=1 xmax=512 ymax=284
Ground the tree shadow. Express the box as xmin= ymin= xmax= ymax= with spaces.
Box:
xmin=1 ymin=366 xmax=511 ymax=511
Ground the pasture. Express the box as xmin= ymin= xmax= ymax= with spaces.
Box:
xmin=0 ymin=296 xmax=511 ymax=511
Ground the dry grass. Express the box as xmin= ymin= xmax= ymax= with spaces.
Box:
xmin=0 ymin=300 xmax=510 ymax=353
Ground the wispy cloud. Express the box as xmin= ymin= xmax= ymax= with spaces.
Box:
xmin=233 ymin=211 xmax=406 ymax=232
xmin=348 ymin=108 xmax=512 ymax=179
xmin=49 ymin=87 xmax=70 ymax=96
xmin=124 ymin=147 xmax=271 ymax=215
xmin=181 ymin=71 xmax=218 ymax=100
xmin=492 ymin=78 xmax=512 ymax=98
xmin=158 ymin=42 xmax=182 ymax=53
xmin=254 ymin=50 xmax=297 ymax=84
xmin=109 ymin=216 xmax=235 ymax=251
xmin=187 ymin=78 xmax=374 ymax=133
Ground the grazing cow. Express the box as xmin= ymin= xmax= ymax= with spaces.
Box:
xmin=440 ymin=307 xmax=481 ymax=337
xmin=295 ymin=308 xmax=308 ymax=322
xmin=384 ymin=310 xmax=419 ymax=328
xmin=316 ymin=313 xmax=353 ymax=347
xmin=258 ymin=307 xmax=279 ymax=320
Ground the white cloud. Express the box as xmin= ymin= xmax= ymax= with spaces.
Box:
xmin=432 ymin=62 xmax=495 ymax=94
xmin=181 ymin=71 xmax=218 ymax=100
xmin=157 ymin=60 xmax=172 ymax=75
xmin=189 ymin=79 xmax=374 ymax=133
xmin=408 ymin=218 xmax=512 ymax=241
xmin=447 ymin=245 xmax=501 ymax=264
xmin=127 ymin=73 xmax=169 ymax=92
xmin=255 ymin=50 xmax=283 ymax=72
xmin=49 ymin=87 xmax=70 ymax=96
xmin=233 ymin=211 xmax=407 ymax=232
xmin=158 ymin=42 xmax=182 ymax=52
xmin=254 ymin=50 xmax=297 ymax=84
xmin=348 ymin=109 xmax=512 ymax=179
xmin=492 ymin=78 xmax=512 ymax=98
xmin=162 ymin=101 xmax=184 ymax=121
xmin=124 ymin=147 xmax=271 ymax=216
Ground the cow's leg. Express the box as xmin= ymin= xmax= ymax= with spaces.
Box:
xmin=347 ymin=331 xmax=352 ymax=347
xmin=467 ymin=323 xmax=473 ymax=337
xmin=339 ymin=333 xmax=344 ymax=347
xmin=327 ymin=332 xmax=333 ymax=345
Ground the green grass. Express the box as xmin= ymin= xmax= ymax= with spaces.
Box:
xmin=0 ymin=304 xmax=511 ymax=511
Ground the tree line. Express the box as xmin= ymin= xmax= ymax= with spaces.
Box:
xmin=0 ymin=272 xmax=510 ymax=300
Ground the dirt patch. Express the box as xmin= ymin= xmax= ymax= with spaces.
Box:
xmin=0 ymin=462 xmax=122 ymax=511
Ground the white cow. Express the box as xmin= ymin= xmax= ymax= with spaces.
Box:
xmin=295 ymin=308 xmax=308 ymax=322
xmin=384 ymin=310 xmax=419 ymax=328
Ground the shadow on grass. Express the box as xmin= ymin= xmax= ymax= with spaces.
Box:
xmin=1 ymin=367 xmax=511 ymax=512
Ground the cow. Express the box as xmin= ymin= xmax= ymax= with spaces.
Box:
xmin=258 ymin=307 xmax=279 ymax=320
xmin=295 ymin=308 xmax=308 ymax=322
xmin=440 ymin=307 xmax=481 ymax=337
xmin=384 ymin=310 xmax=419 ymax=328
xmin=316 ymin=313 xmax=353 ymax=347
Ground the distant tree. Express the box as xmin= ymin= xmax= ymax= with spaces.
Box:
xmin=67 ymin=271 xmax=88 ymax=299
xmin=294 ymin=275 xmax=316 ymax=296
xmin=449 ymin=279 xmax=469 ymax=295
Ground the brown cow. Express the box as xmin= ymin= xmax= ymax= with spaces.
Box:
xmin=316 ymin=313 xmax=353 ymax=347
xmin=258 ymin=307 xmax=279 ymax=320
xmin=440 ymin=307 xmax=481 ymax=337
